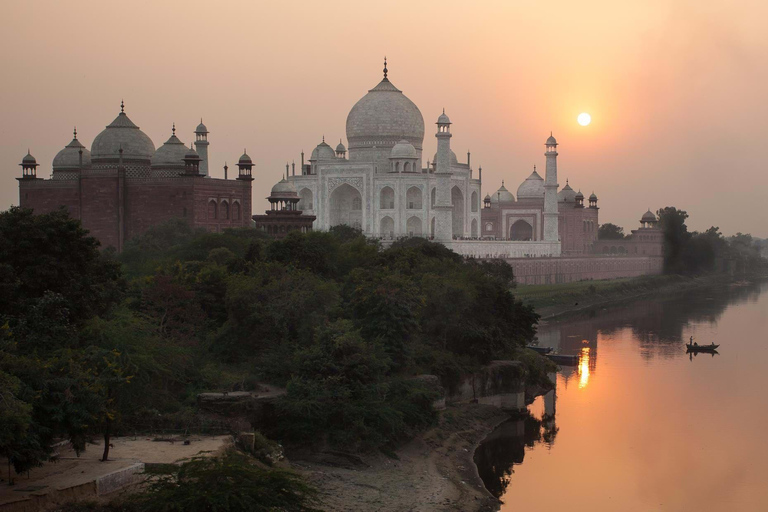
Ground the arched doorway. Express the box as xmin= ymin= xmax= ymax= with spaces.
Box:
xmin=380 ymin=186 xmax=394 ymax=210
xmin=471 ymin=191 xmax=478 ymax=212
xmin=406 ymin=216 xmax=422 ymax=236
xmin=330 ymin=183 xmax=363 ymax=229
xmin=406 ymin=186 xmax=422 ymax=209
xmin=431 ymin=188 xmax=436 ymax=207
xmin=380 ymin=216 xmax=394 ymax=238
xmin=471 ymin=219 xmax=478 ymax=237
xmin=451 ymin=186 xmax=464 ymax=237
xmin=510 ymin=220 xmax=533 ymax=241
xmin=298 ymin=188 xmax=313 ymax=210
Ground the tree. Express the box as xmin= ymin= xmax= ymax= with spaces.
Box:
xmin=656 ymin=207 xmax=691 ymax=274
xmin=597 ymin=223 xmax=626 ymax=240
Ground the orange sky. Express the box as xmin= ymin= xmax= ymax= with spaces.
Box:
xmin=2 ymin=0 xmax=767 ymax=236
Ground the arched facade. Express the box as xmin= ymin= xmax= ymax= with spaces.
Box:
xmin=298 ymin=188 xmax=313 ymax=210
xmin=451 ymin=186 xmax=464 ymax=237
xmin=406 ymin=186 xmax=422 ymax=209
xmin=208 ymin=199 xmax=217 ymax=219
xmin=510 ymin=219 xmax=533 ymax=241
xmin=380 ymin=216 xmax=394 ymax=237
xmin=406 ymin=216 xmax=422 ymax=236
xmin=380 ymin=186 xmax=395 ymax=210
xmin=329 ymin=183 xmax=362 ymax=229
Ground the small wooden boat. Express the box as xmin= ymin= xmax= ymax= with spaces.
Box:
xmin=526 ymin=345 xmax=553 ymax=355
xmin=686 ymin=343 xmax=719 ymax=352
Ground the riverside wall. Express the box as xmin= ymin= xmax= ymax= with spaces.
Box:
xmin=503 ymin=255 xmax=663 ymax=285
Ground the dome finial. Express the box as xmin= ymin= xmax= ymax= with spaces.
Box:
xmin=383 ymin=56 xmax=388 ymax=79
xmin=322 ymin=135 xmax=325 ymax=143
xmin=120 ymin=100 xmax=124 ymax=113
xmin=73 ymin=126 xmax=77 ymax=139
xmin=566 ymin=178 xmax=569 ymax=185
xmin=502 ymin=180 xmax=505 ymax=186
xmin=533 ymin=164 xmax=536 ymax=172
xmin=172 ymin=123 xmax=176 ymax=135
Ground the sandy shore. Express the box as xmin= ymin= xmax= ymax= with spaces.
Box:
xmin=294 ymin=404 xmax=509 ymax=512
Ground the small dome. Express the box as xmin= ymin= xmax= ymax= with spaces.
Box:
xmin=517 ymin=169 xmax=545 ymax=199
xmin=642 ymin=210 xmax=657 ymax=222
xmin=195 ymin=120 xmax=208 ymax=134
xmin=432 ymin=150 xmax=459 ymax=166
xmin=185 ymin=145 xmax=199 ymax=159
xmin=21 ymin=151 xmax=37 ymax=165
xmin=589 ymin=192 xmax=598 ymax=201
xmin=490 ymin=182 xmax=515 ymax=204
xmin=558 ymin=182 xmax=577 ymax=203
xmin=270 ymin=178 xmax=299 ymax=198
xmin=575 ymin=190 xmax=584 ymax=199
xmin=239 ymin=151 xmax=252 ymax=165
xmin=53 ymin=132 xmax=91 ymax=170
xmin=151 ymin=130 xmax=188 ymax=168
xmin=336 ymin=140 xmax=346 ymax=153
xmin=390 ymin=140 xmax=418 ymax=159
xmin=91 ymin=105 xmax=155 ymax=162
xmin=437 ymin=110 xmax=451 ymax=125
xmin=484 ymin=193 xmax=491 ymax=200
xmin=310 ymin=140 xmax=336 ymax=161
xmin=546 ymin=133 xmax=557 ymax=145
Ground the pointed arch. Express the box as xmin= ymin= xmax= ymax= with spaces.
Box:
xmin=451 ymin=186 xmax=464 ymax=237
xmin=298 ymin=188 xmax=313 ymax=210
xmin=208 ymin=199 xmax=217 ymax=219
xmin=380 ymin=186 xmax=394 ymax=209
xmin=510 ymin=220 xmax=533 ymax=241
xmin=406 ymin=186 xmax=422 ymax=209
xmin=406 ymin=216 xmax=422 ymax=236
xmin=380 ymin=216 xmax=395 ymax=237
xmin=471 ymin=219 xmax=478 ymax=237
xmin=471 ymin=191 xmax=478 ymax=213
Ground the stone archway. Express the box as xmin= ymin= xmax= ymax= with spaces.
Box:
xmin=510 ymin=220 xmax=533 ymax=241
xmin=406 ymin=186 xmax=422 ymax=209
xmin=406 ymin=216 xmax=422 ymax=236
xmin=451 ymin=186 xmax=464 ymax=237
xmin=380 ymin=216 xmax=394 ymax=238
xmin=298 ymin=188 xmax=313 ymax=210
xmin=330 ymin=183 xmax=363 ymax=229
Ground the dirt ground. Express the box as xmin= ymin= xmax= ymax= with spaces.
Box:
xmin=295 ymin=404 xmax=509 ymax=512
xmin=0 ymin=436 xmax=228 ymax=507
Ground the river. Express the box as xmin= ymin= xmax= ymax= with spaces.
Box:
xmin=475 ymin=280 xmax=768 ymax=512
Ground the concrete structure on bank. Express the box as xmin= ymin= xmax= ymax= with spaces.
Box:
xmin=16 ymin=104 xmax=253 ymax=251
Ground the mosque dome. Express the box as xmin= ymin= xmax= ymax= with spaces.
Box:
xmin=558 ymin=181 xmax=577 ymax=203
xmin=310 ymin=140 xmax=336 ymax=161
xmin=432 ymin=150 xmax=459 ymax=166
xmin=336 ymin=140 xmax=347 ymax=153
xmin=270 ymin=178 xmax=299 ymax=198
xmin=53 ymin=130 xmax=91 ymax=170
xmin=195 ymin=120 xmax=208 ymax=134
xmin=517 ymin=169 xmax=545 ymax=199
xmin=490 ymin=182 xmax=515 ymax=205
xmin=151 ymin=128 xmax=188 ymax=168
xmin=641 ymin=210 xmax=656 ymax=222
xmin=91 ymin=103 xmax=155 ymax=162
xmin=346 ymin=68 xmax=425 ymax=151
xmin=239 ymin=151 xmax=252 ymax=165
xmin=575 ymin=190 xmax=584 ymax=200
xmin=391 ymin=140 xmax=418 ymax=159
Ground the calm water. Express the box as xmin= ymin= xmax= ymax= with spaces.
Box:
xmin=475 ymin=281 xmax=768 ymax=512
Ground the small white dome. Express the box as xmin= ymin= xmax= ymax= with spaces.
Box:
xmin=310 ymin=140 xmax=336 ymax=161
xmin=390 ymin=140 xmax=418 ymax=159
xmin=437 ymin=110 xmax=451 ymax=124
xmin=53 ymin=131 xmax=91 ymax=170
xmin=490 ymin=182 xmax=515 ymax=205
xmin=517 ymin=169 xmax=545 ymax=199
xmin=336 ymin=140 xmax=346 ymax=153
xmin=641 ymin=210 xmax=656 ymax=222
xmin=432 ymin=150 xmax=458 ymax=166
xmin=546 ymin=133 xmax=557 ymax=145
xmin=151 ymin=131 xmax=188 ymax=168
xmin=558 ymin=182 xmax=577 ymax=203
xmin=589 ymin=192 xmax=598 ymax=201
xmin=195 ymin=120 xmax=208 ymax=134
xmin=271 ymin=178 xmax=298 ymax=198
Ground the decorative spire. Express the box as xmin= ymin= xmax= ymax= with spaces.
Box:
xmin=172 ymin=123 xmax=176 ymax=135
xmin=73 ymin=127 xmax=78 ymax=139
xmin=120 ymin=100 xmax=125 ymax=113
xmin=533 ymin=164 xmax=537 ymax=172
xmin=566 ymin=178 xmax=569 ymax=185
xmin=502 ymin=180 xmax=505 ymax=186
xmin=322 ymin=135 xmax=325 ymax=143
xmin=383 ymin=56 xmax=388 ymax=79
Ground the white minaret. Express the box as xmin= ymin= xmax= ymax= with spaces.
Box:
xmin=543 ymin=133 xmax=559 ymax=242
xmin=434 ymin=110 xmax=454 ymax=241
xmin=194 ymin=119 xmax=210 ymax=176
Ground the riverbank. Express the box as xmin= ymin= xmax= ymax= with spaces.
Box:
xmin=515 ymin=273 xmax=763 ymax=321
xmin=294 ymin=403 xmax=509 ymax=512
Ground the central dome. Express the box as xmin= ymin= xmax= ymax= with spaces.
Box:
xmin=91 ymin=106 xmax=155 ymax=162
xmin=346 ymin=77 xmax=425 ymax=151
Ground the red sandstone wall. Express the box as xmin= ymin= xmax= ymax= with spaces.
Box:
xmin=125 ymin=179 xmax=194 ymax=240
xmin=79 ymin=175 xmax=120 ymax=249
xmin=505 ymin=255 xmax=664 ymax=285
xmin=18 ymin=179 xmax=81 ymax=219
xmin=192 ymin=179 xmax=252 ymax=232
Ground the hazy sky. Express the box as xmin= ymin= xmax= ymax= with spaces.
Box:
xmin=2 ymin=0 xmax=766 ymax=236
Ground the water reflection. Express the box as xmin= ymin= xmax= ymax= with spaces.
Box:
xmin=475 ymin=280 xmax=768 ymax=510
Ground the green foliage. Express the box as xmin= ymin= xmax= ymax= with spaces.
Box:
xmin=597 ymin=222 xmax=626 ymax=240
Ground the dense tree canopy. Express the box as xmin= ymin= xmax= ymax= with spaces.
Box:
xmin=597 ymin=223 xmax=627 ymax=240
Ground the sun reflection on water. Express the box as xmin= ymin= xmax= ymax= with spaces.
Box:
xmin=578 ymin=347 xmax=590 ymax=389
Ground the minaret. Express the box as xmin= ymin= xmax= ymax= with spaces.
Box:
xmin=434 ymin=110 xmax=454 ymax=241
xmin=194 ymin=119 xmax=209 ymax=176
xmin=543 ymin=133 xmax=559 ymax=242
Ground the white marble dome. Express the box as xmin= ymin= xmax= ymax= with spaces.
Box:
xmin=310 ymin=140 xmax=336 ymax=161
xmin=517 ymin=169 xmax=545 ymax=199
xmin=642 ymin=210 xmax=656 ymax=222
xmin=151 ymin=131 xmax=188 ymax=168
xmin=53 ymin=132 xmax=91 ymax=170
xmin=490 ymin=182 xmax=515 ymax=205
xmin=271 ymin=178 xmax=298 ymax=198
xmin=346 ymin=77 xmax=425 ymax=151
xmin=432 ymin=150 xmax=459 ymax=166
xmin=390 ymin=140 xmax=418 ymax=159
xmin=558 ymin=182 xmax=577 ymax=203
xmin=91 ymin=107 xmax=155 ymax=162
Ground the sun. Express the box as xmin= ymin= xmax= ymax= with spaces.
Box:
xmin=577 ymin=112 xmax=591 ymax=126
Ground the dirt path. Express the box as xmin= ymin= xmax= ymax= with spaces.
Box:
xmin=295 ymin=404 xmax=508 ymax=512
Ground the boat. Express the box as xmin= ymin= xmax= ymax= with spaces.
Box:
xmin=546 ymin=354 xmax=580 ymax=366
xmin=526 ymin=345 xmax=553 ymax=355
xmin=686 ymin=343 xmax=719 ymax=352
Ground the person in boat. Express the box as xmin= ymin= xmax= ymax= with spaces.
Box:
xmin=690 ymin=336 xmax=698 ymax=347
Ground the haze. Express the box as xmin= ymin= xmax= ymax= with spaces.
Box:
xmin=1 ymin=0 xmax=766 ymax=236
